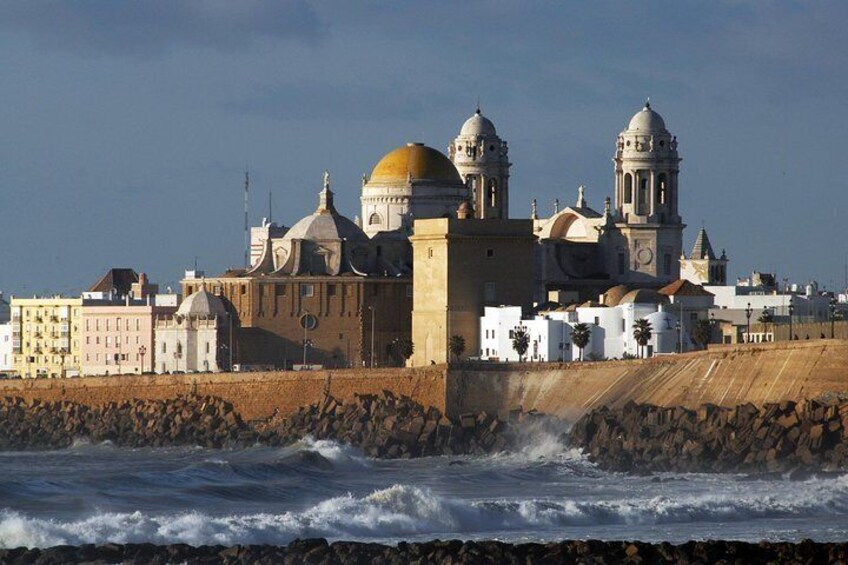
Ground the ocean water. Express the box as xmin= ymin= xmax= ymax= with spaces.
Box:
xmin=1 ymin=430 xmax=848 ymax=548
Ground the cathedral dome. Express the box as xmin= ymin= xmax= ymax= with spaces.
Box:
xmin=369 ymin=143 xmax=463 ymax=186
xmin=284 ymin=205 xmax=368 ymax=244
xmin=177 ymin=284 xmax=227 ymax=317
xmin=627 ymin=102 xmax=667 ymax=133
xmin=460 ymin=109 xmax=497 ymax=136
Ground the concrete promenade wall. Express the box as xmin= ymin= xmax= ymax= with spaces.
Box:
xmin=446 ymin=340 xmax=848 ymax=420
xmin=0 ymin=367 xmax=445 ymax=421
xmin=1 ymin=340 xmax=846 ymax=422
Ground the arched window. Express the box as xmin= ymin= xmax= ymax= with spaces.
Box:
xmin=624 ymin=174 xmax=632 ymax=204
xmin=487 ymin=179 xmax=498 ymax=207
xmin=368 ymin=213 xmax=382 ymax=226
xmin=657 ymin=173 xmax=667 ymax=205
xmin=638 ymin=177 xmax=648 ymax=215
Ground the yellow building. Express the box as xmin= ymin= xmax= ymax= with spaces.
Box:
xmin=11 ymin=297 xmax=83 ymax=378
xmin=409 ymin=213 xmax=535 ymax=366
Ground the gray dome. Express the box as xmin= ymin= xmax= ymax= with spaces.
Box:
xmin=627 ymin=103 xmax=667 ymax=133
xmin=284 ymin=210 xmax=369 ymax=244
xmin=460 ymin=109 xmax=497 ymax=136
xmin=178 ymin=286 xmax=227 ymax=317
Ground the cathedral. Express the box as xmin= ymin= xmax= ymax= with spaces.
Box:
xmin=192 ymin=102 xmax=697 ymax=368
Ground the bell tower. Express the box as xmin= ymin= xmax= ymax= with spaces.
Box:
xmin=611 ymin=102 xmax=685 ymax=284
xmin=448 ymin=108 xmax=511 ymax=219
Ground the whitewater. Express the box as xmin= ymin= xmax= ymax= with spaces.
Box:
xmin=1 ymin=433 xmax=848 ymax=549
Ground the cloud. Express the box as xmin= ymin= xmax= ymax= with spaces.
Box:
xmin=1 ymin=0 xmax=325 ymax=57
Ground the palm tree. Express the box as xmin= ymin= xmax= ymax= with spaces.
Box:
xmin=448 ymin=335 xmax=465 ymax=362
xmin=570 ymin=323 xmax=591 ymax=361
xmin=632 ymin=318 xmax=653 ymax=358
xmin=692 ymin=319 xmax=712 ymax=349
xmin=511 ymin=325 xmax=530 ymax=362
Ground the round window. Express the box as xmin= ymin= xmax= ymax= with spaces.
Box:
xmin=626 ymin=140 xmax=631 ymax=147
xmin=457 ymin=145 xmax=463 ymax=151
xmin=300 ymin=313 xmax=318 ymax=330
xmin=489 ymin=145 xmax=495 ymax=151
xmin=659 ymin=140 xmax=665 ymax=147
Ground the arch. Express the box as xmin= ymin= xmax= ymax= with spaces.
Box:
xmin=657 ymin=173 xmax=667 ymax=205
xmin=638 ymin=177 xmax=648 ymax=215
xmin=624 ymin=174 xmax=633 ymax=204
xmin=368 ymin=212 xmax=382 ymax=226
xmin=487 ymin=178 xmax=498 ymax=207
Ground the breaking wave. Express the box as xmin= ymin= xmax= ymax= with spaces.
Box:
xmin=4 ymin=476 xmax=848 ymax=548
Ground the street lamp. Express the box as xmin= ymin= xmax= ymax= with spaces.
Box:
xmin=744 ymin=302 xmax=753 ymax=344
xmin=58 ymin=347 xmax=68 ymax=378
xmin=830 ymin=299 xmax=838 ymax=339
xmin=138 ymin=345 xmax=147 ymax=374
xmin=675 ymin=319 xmax=682 ymax=353
xmin=788 ymin=303 xmax=795 ymax=341
xmin=368 ymin=305 xmax=376 ymax=368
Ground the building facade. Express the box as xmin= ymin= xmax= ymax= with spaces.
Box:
xmin=680 ymin=227 xmax=728 ymax=286
xmin=10 ymin=297 xmax=83 ymax=378
xmin=155 ymin=284 xmax=229 ymax=373
xmin=409 ymin=216 xmax=535 ymax=365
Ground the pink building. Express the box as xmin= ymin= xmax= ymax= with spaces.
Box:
xmin=81 ymin=303 xmax=176 ymax=375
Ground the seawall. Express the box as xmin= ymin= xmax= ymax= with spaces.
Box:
xmin=1 ymin=340 xmax=847 ymax=421
xmin=446 ymin=340 xmax=848 ymax=419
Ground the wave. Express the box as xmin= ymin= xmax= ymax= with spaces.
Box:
xmin=4 ymin=476 xmax=848 ymax=548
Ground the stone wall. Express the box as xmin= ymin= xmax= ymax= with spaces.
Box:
xmin=0 ymin=367 xmax=445 ymax=421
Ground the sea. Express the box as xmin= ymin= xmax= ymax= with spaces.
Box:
xmin=1 ymin=429 xmax=848 ymax=549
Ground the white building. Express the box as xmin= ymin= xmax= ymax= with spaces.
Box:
xmin=0 ymin=322 xmax=12 ymax=374
xmin=154 ymin=283 xmax=229 ymax=374
xmin=480 ymin=287 xmax=687 ymax=362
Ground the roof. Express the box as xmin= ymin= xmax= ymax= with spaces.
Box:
xmin=619 ymin=288 xmax=670 ymax=306
xmin=177 ymin=283 xmax=227 ymax=317
xmin=460 ymin=109 xmax=497 ymax=137
xmin=690 ymin=228 xmax=716 ymax=260
xmin=369 ymin=143 xmax=463 ymax=186
xmin=658 ymin=279 xmax=715 ymax=297
xmin=603 ymin=284 xmax=630 ymax=307
xmin=88 ymin=268 xmax=139 ymax=295
xmin=627 ymin=102 xmax=668 ymax=132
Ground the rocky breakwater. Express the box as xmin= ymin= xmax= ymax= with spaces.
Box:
xmin=3 ymin=538 xmax=846 ymax=564
xmin=570 ymin=400 xmax=848 ymax=473
xmin=0 ymin=395 xmax=255 ymax=450
xmin=258 ymin=391 xmax=548 ymax=458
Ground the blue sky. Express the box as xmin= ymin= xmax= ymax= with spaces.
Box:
xmin=1 ymin=1 xmax=846 ymax=295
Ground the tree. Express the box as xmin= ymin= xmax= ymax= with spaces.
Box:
xmin=570 ymin=323 xmax=591 ymax=361
xmin=511 ymin=326 xmax=530 ymax=362
xmin=632 ymin=318 xmax=653 ymax=358
xmin=448 ymin=335 xmax=465 ymax=362
xmin=389 ymin=338 xmax=414 ymax=366
xmin=692 ymin=319 xmax=712 ymax=349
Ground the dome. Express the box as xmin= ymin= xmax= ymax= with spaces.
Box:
xmin=284 ymin=208 xmax=368 ymax=244
xmin=627 ymin=102 xmax=667 ymax=133
xmin=619 ymin=288 xmax=670 ymax=306
xmin=603 ymin=284 xmax=630 ymax=307
xmin=369 ymin=143 xmax=463 ymax=186
xmin=178 ymin=285 xmax=227 ymax=317
xmin=460 ymin=109 xmax=497 ymax=137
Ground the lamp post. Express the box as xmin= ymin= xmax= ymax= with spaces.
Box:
xmin=830 ymin=299 xmax=838 ymax=339
xmin=301 ymin=311 xmax=313 ymax=366
xmin=675 ymin=320 xmax=682 ymax=353
xmin=788 ymin=302 xmax=795 ymax=341
xmin=744 ymin=302 xmax=753 ymax=344
xmin=58 ymin=347 xmax=68 ymax=379
xmin=368 ymin=305 xmax=376 ymax=368
xmin=709 ymin=312 xmax=716 ymax=346
xmin=138 ymin=345 xmax=147 ymax=374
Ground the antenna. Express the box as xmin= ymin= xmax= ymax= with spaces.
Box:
xmin=268 ymin=190 xmax=273 ymax=224
xmin=244 ymin=169 xmax=250 ymax=269
xmin=194 ymin=256 xmax=198 ymax=271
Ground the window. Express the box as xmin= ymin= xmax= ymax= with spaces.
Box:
xmin=300 ymin=284 xmax=314 ymax=297
xmin=487 ymin=179 xmax=498 ymax=207
xmin=638 ymin=177 xmax=648 ymax=214
xmin=663 ymin=253 xmax=672 ymax=276
xmin=205 ymin=342 xmax=210 ymax=354
xmin=327 ymin=284 xmax=337 ymax=296
xmin=594 ymin=317 xmax=600 ymax=325
xmin=162 ymin=342 xmax=167 ymax=354
xmin=484 ymin=282 xmax=496 ymax=302
xmin=406 ymin=285 xmax=413 ymax=298
xmin=657 ymin=173 xmax=667 ymax=204
xmin=428 ymin=248 xmax=434 ymax=259
xmin=275 ymin=284 xmax=286 ymax=296
xmin=368 ymin=212 xmax=382 ymax=226
xmin=624 ymin=174 xmax=633 ymax=204
xmin=240 ymin=285 xmax=247 ymax=295
xmin=486 ymin=249 xmax=494 ymax=259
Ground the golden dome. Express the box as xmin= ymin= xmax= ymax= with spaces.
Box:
xmin=369 ymin=143 xmax=463 ymax=186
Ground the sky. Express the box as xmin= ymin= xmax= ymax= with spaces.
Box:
xmin=1 ymin=1 xmax=847 ymax=296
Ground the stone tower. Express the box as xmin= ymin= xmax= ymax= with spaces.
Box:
xmin=680 ymin=227 xmax=729 ymax=285
xmin=611 ymin=102 xmax=685 ymax=284
xmin=448 ymin=108 xmax=511 ymax=219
